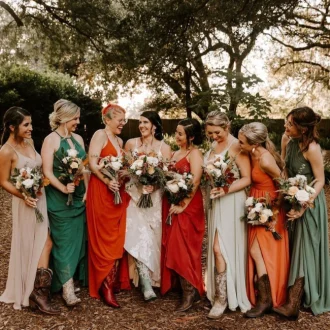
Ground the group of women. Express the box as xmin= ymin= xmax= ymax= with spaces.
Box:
xmin=0 ymin=100 xmax=329 ymax=322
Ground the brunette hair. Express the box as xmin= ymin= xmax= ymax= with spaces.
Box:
xmin=1 ymin=107 xmax=31 ymax=145
xmin=140 ymin=111 xmax=163 ymax=141
xmin=239 ymin=122 xmax=284 ymax=170
xmin=287 ymin=106 xmax=321 ymax=153
xmin=49 ymin=99 xmax=80 ymax=130
xmin=178 ymin=118 xmax=203 ymax=147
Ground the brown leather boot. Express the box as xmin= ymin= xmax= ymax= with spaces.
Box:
xmin=273 ymin=277 xmax=304 ymax=320
xmin=245 ymin=274 xmax=272 ymax=318
xmin=99 ymin=264 xmax=120 ymax=308
xmin=175 ymin=276 xmax=199 ymax=312
xmin=29 ymin=268 xmax=60 ymax=315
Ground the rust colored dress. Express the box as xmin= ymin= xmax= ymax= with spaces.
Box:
xmin=86 ymin=138 xmax=129 ymax=299
xmin=246 ymin=153 xmax=289 ymax=307
xmin=161 ymin=156 xmax=205 ymax=296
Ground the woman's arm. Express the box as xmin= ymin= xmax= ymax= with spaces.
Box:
xmin=161 ymin=143 xmax=172 ymax=161
xmin=281 ymin=133 xmax=290 ymax=161
xmin=259 ymin=153 xmax=281 ymax=179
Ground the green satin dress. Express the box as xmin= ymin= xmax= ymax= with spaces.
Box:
xmin=46 ymin=133 xmax=87 ymax=292
xmin=285 ymin=138 xmax=330 ymax=315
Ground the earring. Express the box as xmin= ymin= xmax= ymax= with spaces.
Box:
xmin=252 ymin=147 xmax=255 ymax=154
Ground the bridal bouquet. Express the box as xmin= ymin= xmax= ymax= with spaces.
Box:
xmin=242 ymin=196 xmax=282 ymax=240
xmin=98 ymin=155 xmax=123 ymax=204
xmin=11 ymin=166 xmax=49 ymax=222
xmin=56 ymin=148 xmax=86 ymax=206
xmin=164 ymin=171 xmax=194 ymax=225
xmin=277 ymin=174 xmax=315 ymax=211
xmin=128 ymin=152 xmax=166 ymax=208
xmin=204 ymin=152 xmax=239 ymax=200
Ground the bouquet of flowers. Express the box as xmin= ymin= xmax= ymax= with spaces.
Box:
xmin=10 ymin=166 xmax=49 ymax=222
xmin=242 ymin=196 xmax=282 ymax=240
xmin=277 ymin=174 xmax=315 ymax=211
xmin=55 ymin=148 xmax=86 ymax=206
xmin=128 ymin=152 xmax=166 ymax=208
xmin=164 ymin=171 xmax=194 ymax=225
xmin=98 ymin=155 xmax=123 ymax=204
xmin=204 ymin=152 xmax=239 ymax=201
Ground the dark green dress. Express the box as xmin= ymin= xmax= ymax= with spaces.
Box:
xmin=285 ymin=138 xmax=330 ymax=315
xmin=46 ymin=133 xmax=87 ymax=292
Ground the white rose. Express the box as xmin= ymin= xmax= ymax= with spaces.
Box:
xmin=187 ymin=174 xmax=193 ymax=179
xmin=182 ymin=184 xmax=188 ymax=190
xmin=221 ymin=163 xmax=228 ymax=171
xmin=295 ymin=189 xmax=310 ymax=203
xmin=70 ymin=162 xmax=79 ymax=169
xmin=110 ymin=156 xmax=118 ymax=162
xmin=146 ymin=157 xmax=159 ymax=166
xmin=22 ymin=178 xmax=34 ymax=189
xmin=135 ymin=170 xmax=142 ymax=176
xmin=211 ymin=169 xmax=222 ymax=178
xmin=259 ymin=213 xmax=269 ymax=223
xmin=67 ymin=149 xmax=78 ymax=158
xmin=111 ymin=161 xmax=122 ymax=171
xmin=245 ymin=197 xmax=254 ymax=207
xmin=288 ymin=177 xmax=298 ymax=186
xmin=247 ymin=209 xmax=257 ymax=220
xmin=167 ymin=183 xmax=179 ymax=193
xmin=288 ymin=186 xmax=299 ymax=196
xmin=262 ymin=209 xmax=273 ymax=218
xmin=178 ymin=181 xmax=184 ymax=188
xmin=305 ymin=185 xmax=315 ymax=194
xmin=254 ymin=202 xmax=263 ymax=212
xmin=163 ymin=166 xmax=168 ymax=171
xmin=135 ymin=159 xmax=144 ymax=168
xmin=296 ymin=174 xmax=307 ymax=182
xmin=62 ymin=157 xmax=68 ymax=164
xmin=214 ymin=161 xmax=222 ymax=167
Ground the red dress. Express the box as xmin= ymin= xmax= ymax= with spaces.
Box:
xmin=161 ymin=156 xmax=205 ymax=296
xmin=86 ymin=139 xmax=130 ymax=298
xmin=246 ymin=155 xmax=289 ymax=307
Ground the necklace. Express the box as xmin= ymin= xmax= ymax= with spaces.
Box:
xmin=141 ymin=136 xmax=154 ymax=153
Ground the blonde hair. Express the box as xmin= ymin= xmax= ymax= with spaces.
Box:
xmin=239 ymin=122 xmax=283 ymax=170
xmin=49 ymin=99 xmax=80 ymax=131
xmin=205 ymin=110 xmax=230 ymax=129
xmin=101 ymin=103 xmax=126 ymax=124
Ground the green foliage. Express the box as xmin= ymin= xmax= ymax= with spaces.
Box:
xmin=0 ymin=65 xmax=102 ymax=150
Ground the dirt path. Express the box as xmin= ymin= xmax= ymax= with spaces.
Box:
xmin=0 ymin=187 xmax=330 ymax=330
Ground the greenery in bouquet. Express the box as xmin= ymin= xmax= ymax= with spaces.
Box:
xmin=10 ymin=166 xmax=50 ymax=222
xmin=242 ymin=195 xmax=282 ymax=240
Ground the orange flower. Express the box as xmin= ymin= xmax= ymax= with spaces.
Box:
xmin=43 ymin=177 xmax=51 ymax=186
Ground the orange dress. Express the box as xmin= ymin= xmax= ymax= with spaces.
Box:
xmin=86 ymin=139 xmax=129 ymax=298
xmin=246 ymin=155 xmax=289 ymax=307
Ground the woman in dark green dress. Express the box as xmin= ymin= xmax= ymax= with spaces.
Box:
xmin=41 ymin=99 xmax=88 ymax=307
xmin=274 ymin=107 xmax=330 ymax=319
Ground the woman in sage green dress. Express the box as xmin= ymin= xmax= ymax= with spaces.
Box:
xmin=41 ymin=99 xmax=88 ymax=307
xmin=273 ymin=107 xmax=330 ymax=319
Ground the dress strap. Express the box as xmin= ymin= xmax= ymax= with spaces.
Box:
xmin=5 ymin=143 xmax=19 ymax=156
xmin=54 ymin=131 xmax=63 ymax=139
xmin=158 ymin=140 xmax=164 ymax=153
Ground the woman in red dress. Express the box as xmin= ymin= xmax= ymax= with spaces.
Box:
xmin=86 ymin=103 xmax=129 ymax=308
xmin=238 ymin=122 xmax=289 ymax=317
xmin=161 ymin=118 xmax=205 ymax=312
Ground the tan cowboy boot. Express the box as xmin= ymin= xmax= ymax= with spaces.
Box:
xmin=208 ymin=269 xmax=227 ymax=319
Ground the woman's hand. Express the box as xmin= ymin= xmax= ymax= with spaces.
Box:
xmin=287 ymin=208 xmax=306 ymax=221
xmin=118 ymin=169 xmax=129 ymax=179
xmin=107 ymin=179 xmax=120 ymax=192
xmin=210 ymin=187 xmax=226 ymax=199
xmin=142 ymin=185 xmax=154 ymax=194
xmin=82 ymin=192 xmax=87 ymax=203
xmin=267 ymin=220 xmax=277 ymax=232
xmin=169 ymin=204 xmax=186 ymax=215
xmin=63 ymin=183 xmax=75 ymax=194
xmin=24 ymin=196 xmax=38 ymax=208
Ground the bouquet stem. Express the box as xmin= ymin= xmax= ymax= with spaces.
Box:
xmin=271 ymin=231 xmax=282 ymax=240
xmin=114 ymin=191 xmax=122 ymax=205
xmin=166 ymin=214 xmax=172 ymax=225
xmin=67 ymin=193 xmax=73 ymax=206
xmin=35 ymin=207 xmax=44 ymax=223
xmin=137 ymin=193 xmax=153 ymax=208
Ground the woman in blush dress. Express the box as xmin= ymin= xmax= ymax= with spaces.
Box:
xmin=273 ymin=107 xmax=330 ymax=319
xmin=86 ymin=103 xmax=129 ymax=308
xmin=0 ymin=107 xmax=59 ymax=314
xmin=42 ymin=99 xmax=88 ymax=307
xmin=204 ymin=111 xmax=251 ymax=319
xmin=238 ymin=122 xmax=289 ymax=318
xmin=161 ymin=118 xmax=205 ymax=312
xmin=124 ymin=111 xmax=171 ymax=301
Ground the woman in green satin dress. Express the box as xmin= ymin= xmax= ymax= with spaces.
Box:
xmin=41 ymin=99 xmax=88 ymax=307
xmin=273 ymin=107 xmax=330 ymax=319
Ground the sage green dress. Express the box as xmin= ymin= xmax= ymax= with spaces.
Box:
xmin=285 ymin=138 xmax=330 ymax=315
xmin=46 ymin=133 xmax=87 ymax=292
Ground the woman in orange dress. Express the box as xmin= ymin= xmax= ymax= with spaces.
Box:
xmin=86 ymin=103 xmax=129 ymax=308
xmin=161 ymin=118 xmax=205 ymax=312
xmin=238 ymin=122 xmax=289 ymax=318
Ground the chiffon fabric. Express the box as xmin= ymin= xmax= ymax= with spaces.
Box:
xmin=246 ymin=152 xmax=289 ymax=308
xmin=161 ymin=156 xmax=205 ymax=296
xmin=285 ymin=138 xmax=330 ymax=315
xmin=46 ymin=134 xmax=87 ymax=292
xmin=204 ymin=147 xmax=251 ymax=313
xmin=0 ymin=145 xmax=48 ymax=309
xmin=87 ymin=138 xmax=129 ymax=298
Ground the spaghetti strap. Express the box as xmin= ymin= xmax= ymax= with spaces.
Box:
xmin=5 ymin=143 xmax=18 ymax=155
xmin=54 ymin=131 xmax=63 ymax=138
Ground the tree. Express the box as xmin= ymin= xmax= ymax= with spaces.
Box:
xmin=1 ymin=0 xmax=299 ymax=118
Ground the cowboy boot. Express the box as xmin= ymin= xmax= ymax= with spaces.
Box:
xmin=62 ymin=278 xmax=81 ymax=307
xmin=99 ymin=264 xmax=120 ymax=308
xmin=136 ymin=260 xmax=157 ymax=302
xmin=273 ymin=277 xmax=304 ymax=321
xmin=207 ymin=269 xmax=227 ymax=319
xmin=245 ymin=274 xmax=272 ymax=318
xmin=29 ymin=268 xmax=60 ymax=315
xmin=176 ymin=276 xmax=200 ymax=312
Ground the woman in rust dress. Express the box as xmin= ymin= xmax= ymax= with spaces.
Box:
xmin=161 ymin=118 xmax=205 ymax=312
xmin=238 ymin=122 xmax=289 ymax=317
xmin=86 ymin=103 xmax=129 ymax=308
